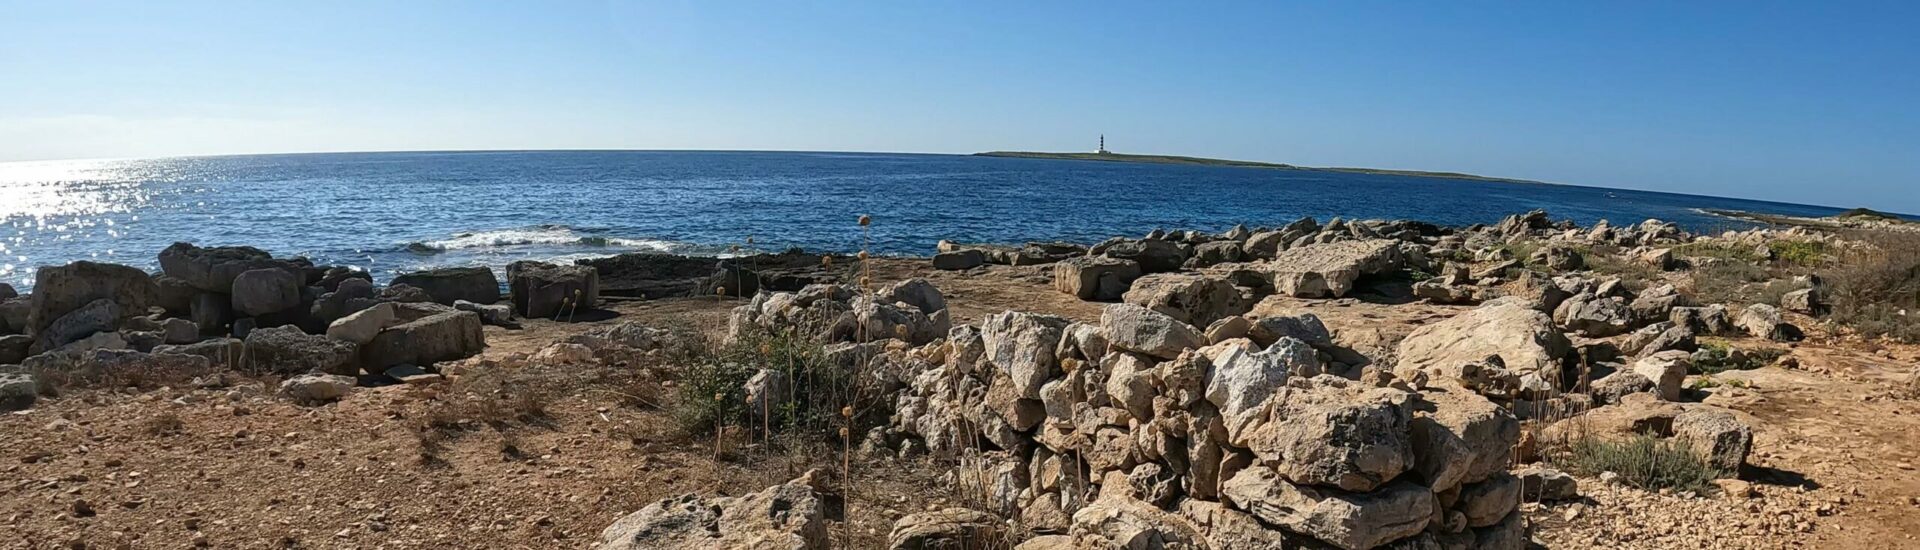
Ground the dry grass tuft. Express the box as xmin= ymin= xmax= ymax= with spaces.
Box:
xmin=1823 ymin=228 xmax=1920 ymax=342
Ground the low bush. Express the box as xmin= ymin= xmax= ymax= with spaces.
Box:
xmin=672 ymin=327 xmax=887 ymax=444
xmin=1823 ymin=228 xmax=1920 ymax=342
xmin=1688 ymin=260 xmax=1776 ymax=306
xmin=1691 ymin=341 xmax=1784 ymax=374
xmin=1560 ymin=434 xmax=1724 ymax=493
xmin=1767 ymin=240 xmax=1829 ymax=267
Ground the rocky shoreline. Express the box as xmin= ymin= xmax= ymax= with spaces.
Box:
xmin=1 ymin=209 xmax=1913 ymax=549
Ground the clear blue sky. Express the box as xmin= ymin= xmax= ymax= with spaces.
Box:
xmin=2 ymin=1 xmax=1916 ymax=211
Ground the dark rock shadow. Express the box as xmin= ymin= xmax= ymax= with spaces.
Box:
xmin=1743 ymin=464 xmax=1820 ymax=490
xmin=1350 ymin=274 xmax=1420 ymax=305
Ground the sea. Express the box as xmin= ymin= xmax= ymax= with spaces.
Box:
xmin=0 ymin=150 xmax=1862 ymax=292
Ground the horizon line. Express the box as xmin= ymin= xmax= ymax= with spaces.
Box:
xmin=0 ymin=147 xmax=1890 ymax=216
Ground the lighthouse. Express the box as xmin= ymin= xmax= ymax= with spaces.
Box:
xmin=1097 ymin=134 xmax=1110 ymax=155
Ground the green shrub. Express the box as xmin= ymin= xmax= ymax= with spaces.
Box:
xmin=672 ymin=327 xmax=884 ymax=442
xmin=1767 ymin=240 xmax=1829 ymax=267
xmin=1691 ymin=341 xmax=1784 ymax=374
xmin=1560 ymin=435 xmax=1725 ymax=493
xmin=1674 ymin=241 xmax=1765 ymax=263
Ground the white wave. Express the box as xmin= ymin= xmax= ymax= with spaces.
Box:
xmin=406 ymin=226 xmax=685 ymax=253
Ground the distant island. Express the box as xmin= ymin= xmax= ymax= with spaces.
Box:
xmin=974 ymin=150 xmax=1547 ymax=185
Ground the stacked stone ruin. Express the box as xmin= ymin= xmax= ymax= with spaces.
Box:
xmin=731 ymin=279 xmax=1528 ymax=549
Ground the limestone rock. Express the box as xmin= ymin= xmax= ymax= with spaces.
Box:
xmin=1202 ymin=338 xmax=1317 ymax=422
xmin=1121 ymin=273 xmax=1248 ymax=327
xmin=362 ymin=310 xmax=485 ymax=369
xmin=1408 ymin=385 xmax=1520 ymax=494
xmin=1185 ymin=241 xmax=1244 ymax=269
xmin=230 ymin=268 xmax=303 ymax=317
xmin=0 ymin=372 xmax=37 ymax=411
xmin=1735 ymin=303 xmax=1801 ymax=342
xmin=597 ymin=472 xmax=830 ymax=550
xmin=1102 ymin=303 xmax=1205 ymax=360
xmin=1052 ymin=256 xmax=1143 ymax=302
xmin=31 ymin=298 xmax=121 ymax=354
xmin=1238 ymin=379 xmax=1414 ymax=492
xmin=279 ymin=373 xmax=355 ymax=403
xmin=1258 ymin=239 xmax=1403 ymax=298
xmin=392 ymin=266 xmax=500 ymax=305
xmin=1673 ymin=406 xmax=1751 ymax=473
xmin=981 ymin=311 xmax=1069 ymax=398
xmin=245 ymin=326 xmax=360 ymax=376
xmin=1457 ymin=473 xmax=1519 ymax=528
xmin=931 ymin=249 xmax=985 ymax=271
xmin=507 ymin=260 xmax=600 ymax=318
xmin=876 ymin=278 xmax=947 ymax=315
xmin=1630 ymin=350 xmax=1691 ymax=401
xmin=1396 ymin=301 xmax=1572 ymax=389
xmin=1102 ymin=239 xmax=1189 ymax=274
xmin=888 ymin=508 xmax=1001 ymax=550
xmin=25 ymin=261 xmax=154 ymax=344
xmin=1221 ymin=468 xmax=1433 ymax=550
xmin=1515 ymin=466 xmax=1579 ymax=501
xmin=1553 ymin=292 xmax=1634 ymax=337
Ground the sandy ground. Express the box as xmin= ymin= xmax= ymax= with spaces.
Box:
xmin=6 ymin=258 xmax=1920 ymax=549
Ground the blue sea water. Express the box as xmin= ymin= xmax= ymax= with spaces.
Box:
xmin=0 ymin=150 xmax=1861 ymax=291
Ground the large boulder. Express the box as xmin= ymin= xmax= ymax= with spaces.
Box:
xmin=980 ymin=311 xmax=1069 ymax=398
xmin=391 ymin=266 xmax=501 ymax=305
xmin=243 ymin=325 xmax=360 ymax=376
xmin=26 ymin=261 xmax=154 ymax=342
xmin=1736 ymin=304 xmax=1801 ymax=342
xmin=1255 ymin=239 xmax=1402 ymax=298
xmin=1221 ymin=468 xmax=1433 ymax=550
xmin=875 ymin=278 xmax=946 ymax=315
xmin=1102 ymin=239 xmax=1189 ymax=274
xmin=309 ymin=278 xmax=377 ymax=324
xmin=326 ymin=302 xmax=402 ymax=345
xmin=1396 ymin=301 xmax=1572 ymax=391
xmin=1201 ymin=338 xmax=1318 ymax=422
xmin=1184 ymin=241 xmax=1244 ymax=269
xmin=1630 ymin=350 xmax=1691 ymax=401
xmin=1052 ymin=256 xmax=1143 ymax=301
xmin=362 ymin=309 xmax=485 ymax=369
xmin=1674 ymin=406 xmax=1751 ymax=473
xmin=152 ymin=275 xmax=198 ymax=317
xmin=597 ymin=472 xmax=830 ymax=550
xmin=0 ymin=372 xmax=36 ymax=411
xmin=30 ymin=298 xmax=121 ymax=354
xmin=1408 ymin=385 xmax=1521 ymax=494
xmin=1553 ymin=292 xmax=1634 ymax=337
xmin=887 ymin=508 xmax=1001 ymax=549
xmin=0 ymin=334 xmax=31 ymax=364
xmin=1102 ymin=303 xmax=1205 ymax=360
xmin=507 ymin=261 xmax=599 ymax=318
xmin=230 ymin=268 xmax=303 ymax=317
xmin=931 ymin=249 xmax=985 ymax=271
xmin=153 ymin=338 xmax=245 ymax=364
xmin=157 ymin=243 xmax=296 ymax=293
xmin=1121 ymin=273 xmax=1248 ymax=327
xmin=1069 ymin=495 xmax=1211 ymax=549
xmin=1236 ymin=379 xmax=1415 ymax=492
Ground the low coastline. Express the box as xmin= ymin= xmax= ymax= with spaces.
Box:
xmin=976 ymin=150 xmax=1548 ymax=184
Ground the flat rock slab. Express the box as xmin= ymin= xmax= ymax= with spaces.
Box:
xmin=1211 ymin=239 xmax=1403 ymax=298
